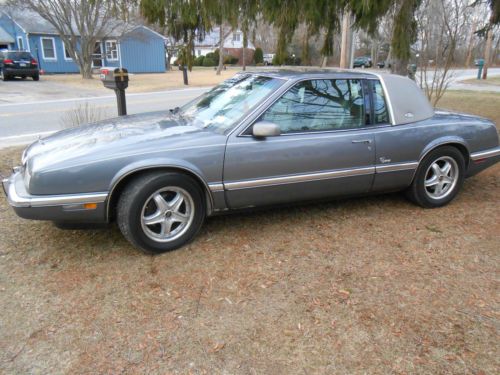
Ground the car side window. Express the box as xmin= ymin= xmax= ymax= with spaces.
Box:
xmin=372 ymin=80 xmax=390 ymax=124
xmin=259 ymin=79 xmax=366 ymax=134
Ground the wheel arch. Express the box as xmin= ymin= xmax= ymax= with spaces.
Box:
xmin=418 ymin=138 xmax=470 ymax=169
xmin=106 ymin=165 xmax=215 ymax=222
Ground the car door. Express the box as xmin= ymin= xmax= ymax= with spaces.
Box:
xmin=223 ymin=78 xmax=377 ymax=208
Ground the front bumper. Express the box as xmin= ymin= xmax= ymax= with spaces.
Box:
xmin=2 ymin=170 xmax=109 ymax=222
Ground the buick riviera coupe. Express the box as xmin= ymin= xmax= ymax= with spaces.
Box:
xmin=3 ymin=71 xmax=500 ymax=253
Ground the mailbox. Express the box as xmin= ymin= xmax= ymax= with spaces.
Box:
xmin=100 ymin=67 xmax=129 ymax=116
xmin=100 ymin=67 xmax=129 ymax=90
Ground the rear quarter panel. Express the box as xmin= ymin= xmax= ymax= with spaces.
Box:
xmin=372 ymin=111 xmax=498 ymax=191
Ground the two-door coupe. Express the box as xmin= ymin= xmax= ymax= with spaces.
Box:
xmin=3 ymin=70 xmax=500 ymax=253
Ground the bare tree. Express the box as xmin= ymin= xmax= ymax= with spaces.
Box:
xmin=416 ymin=0 xmax=474 ymax=105
xmin=10 ymin=0 xmax=124 ymax=79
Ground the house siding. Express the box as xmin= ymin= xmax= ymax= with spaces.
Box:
xmin=29 ymin=34 xmax=79 ymax=73
xmin=0 ymin=13 xmax=25 ymax=49
xmin=1 ymin=12 xmax=167 ymax=74
xmin=119 ymin=28 xmax=166 ymax=73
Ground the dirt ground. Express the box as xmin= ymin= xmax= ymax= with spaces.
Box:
xmin=41 ymin=67 xmax=237 ymax=93
xmin=0 ymin=91 xmax=499 ymax=374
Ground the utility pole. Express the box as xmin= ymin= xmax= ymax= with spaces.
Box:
xmin=482 ymin=28 xmax=493 ymax=79
xmin=340 ymin=13 xmax=350 ymax=68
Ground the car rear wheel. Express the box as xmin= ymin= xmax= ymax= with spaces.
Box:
xmin=406 ymin=146 xmax=465 ymax=208
xmin=33 ymin=74 xmax=39 ymax=81
xmin=1 ymin=71 xmax=10 ymax=81
xmin=117 ymin=172 xmax=206 ymax=254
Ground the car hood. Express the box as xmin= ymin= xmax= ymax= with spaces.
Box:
xmin=24 ymin=111 xmax=223 ymax=172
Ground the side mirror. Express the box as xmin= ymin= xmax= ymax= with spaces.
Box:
xmin=252 ymin=121 xmax=281 ymax=138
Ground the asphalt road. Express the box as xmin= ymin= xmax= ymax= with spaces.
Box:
xmin=0 ymin=84 xmax=208 ymax=147
xmin=0 ymin=67 xmax=498 ymax=148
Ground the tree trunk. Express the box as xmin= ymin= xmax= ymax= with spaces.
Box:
xmin=391 ymin=58 xmax=408 ymax=76
xmin=242 ymin=30 xmax=247 ymax=71
xmin=302 ymin=29 xmax=310 ymax=66
xmin=482 ymin=28 xmax=493 ymax=79
xmin=216 ymin=25 xmax=224 ymax=75
xmin=465 ymin=19 xmax=477 ymax=68
xmin=321 ymin=56 xmax=328 ymax=67
xmin=339 ymin=13 xmax=350 ymax=68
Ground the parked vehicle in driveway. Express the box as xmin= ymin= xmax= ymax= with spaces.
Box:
xmin=353 ymin=56 xmax=372 ymax=68
xmin=0 ymin=50 xmax=39 ymax=81
xmin=3 ymin=71 xmax=500 ymax=253
xmin=263 ymin=53 xmax=275 ymax=65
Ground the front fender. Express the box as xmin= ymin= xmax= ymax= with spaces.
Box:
xmin=108 ymin=157 xmax=211 ymax=193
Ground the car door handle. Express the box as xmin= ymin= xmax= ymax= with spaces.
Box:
xmin=352 ymin=139 xmax=372 ymax=144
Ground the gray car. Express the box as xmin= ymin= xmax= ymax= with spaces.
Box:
xmin=3 ymin=71 xmax=500 ymax=253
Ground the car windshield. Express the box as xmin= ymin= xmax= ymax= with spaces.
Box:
xmin=5 ymin=52 xmax=32 ymax=60
xmin=179 ymin=74 xmax=284 ymax=133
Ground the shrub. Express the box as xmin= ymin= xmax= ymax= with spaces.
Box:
xmin=224 ymin=54 xmax=238 ymax=65
xmin=61 ymin=102 xmax=109 ymax=128
xmin=193 ymin=55 xmax=205 ymax=66
xmin=254 ymin=47 xmax=263 ymax=64
xmin=206 ymin=49 xmax=220 ymax=63
xmin=202 ymin=57 xmax=216 ymax=67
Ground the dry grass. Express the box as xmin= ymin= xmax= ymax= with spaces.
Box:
xmin=0 ymin=91 xmax=499 ymax=374
xmin=460 ymin=75 xmax=500 ymax=87
xmin=41 ymin=68 xmax=236 ymax=93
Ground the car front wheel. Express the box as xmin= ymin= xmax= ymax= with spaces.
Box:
xmin=117 ymin=172 xmax=206 ymax=253
xmin=406 ymin=146 xmax=465 ymax=208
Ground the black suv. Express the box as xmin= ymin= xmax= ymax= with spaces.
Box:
xmin=0 ymin=50 xmax=40 ymax=81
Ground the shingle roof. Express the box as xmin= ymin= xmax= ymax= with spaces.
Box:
xmin=1 ymin=8 xmax=162 ymax=38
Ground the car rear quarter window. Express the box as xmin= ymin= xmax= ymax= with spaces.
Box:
xmin=372 ymin=80 xmax=389 ymax=124
xmin=260 ymin=79 xmax=366 ymax=134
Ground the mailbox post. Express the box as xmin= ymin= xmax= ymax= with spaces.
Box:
xmin=100 ymin=67 xmax=129 ymax=116
xmin=477 ymin=60 xmax=484 ymax=80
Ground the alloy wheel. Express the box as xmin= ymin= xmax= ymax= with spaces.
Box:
xmin=424 ymin=156 xmax=459 ymax=200
xmin=140 ymin=187 xmax=195 ymax=242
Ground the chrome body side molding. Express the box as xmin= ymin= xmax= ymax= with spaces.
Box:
xmin=224 ymin=166 xmax=375 ymax=191
xmin=470 ymin=146 xmax=500 ymax=161
xmin=376 ymin=162 xmax=419 ymax=173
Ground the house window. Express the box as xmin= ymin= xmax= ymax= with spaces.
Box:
xmin=41 ymin=37 xmax=56 ymax=60
xmin=63 ymin=42 xmax=72 ymax=60
xmin=232 ymin=33 xmax=240 ymax=42
xmin=105 ymin=40 xmax=118 ymax=61
xmin=17 ymin=36 xmax=24 ymax=50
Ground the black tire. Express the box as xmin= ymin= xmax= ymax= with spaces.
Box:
xmin=117 ymin=172 xmax=206 ymax=254
xmin=406 ymin=146 xmax=465 ymax=208
xmin=33 ymin=74 xmax=40 ymax=81
xmin=1 ymin=72 xmax=10 ymax=81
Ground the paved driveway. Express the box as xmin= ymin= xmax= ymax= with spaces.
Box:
xmin=0 ymin=77 xmax=106 ymax=104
